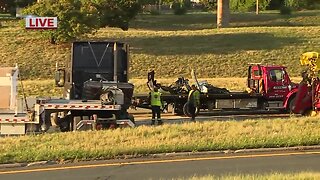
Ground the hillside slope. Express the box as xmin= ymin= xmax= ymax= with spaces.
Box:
xmin=0 ymin=11 xmax=319 ymax=79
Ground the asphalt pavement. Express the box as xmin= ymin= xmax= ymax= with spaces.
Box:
xmin=132 ymin=108 xmax=292 ymax=126
xmin=0 ymin=150 xmax=319 ymax=180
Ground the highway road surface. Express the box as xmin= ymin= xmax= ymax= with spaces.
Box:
xmin=0 ymin=150 xmax=319 ymax=180
xmin=131 ymin=108 xmax=292 ymax=126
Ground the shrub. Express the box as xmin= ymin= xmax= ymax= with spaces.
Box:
xmin=150 ymin=9 xmax=161 ymax=15
xmin=280 ymin=6 xmax=292 ymax=15
xmin=174 ymin=6 xmax=187 ymax=15
xmin=172 ymin=1 xmax=187 ymax=15
xmin=230 ymin=0 xmax=271 ymax=12
xmin=9 ymin=7 xmax=16 ymax=17
xmin=22 ymin=0 xmax=141 ymax=43
xmin=200 ymin=0 xmax=217 ymax=11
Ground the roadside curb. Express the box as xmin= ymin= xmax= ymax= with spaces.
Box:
xmin=0 ymin=161 xmax=57 ymax=169
xmin=233 ymin=145 xmax=320 ymax=153
xmin=141 ymin=145 xmax=320 ymax=158
xmin=26 ymin=161 xmax=57 ymax=167
xmin=0 ymin=163 xmax=27 ymax=169
xmin=1 ymin=145 xmax=320 ymax=169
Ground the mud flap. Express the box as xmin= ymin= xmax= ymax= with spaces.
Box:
xmin=293 ymin=83 xmax=311 ymax=114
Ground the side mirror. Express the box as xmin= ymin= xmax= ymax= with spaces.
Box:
xmin=55 ymin=69 xmax=65 ymax=87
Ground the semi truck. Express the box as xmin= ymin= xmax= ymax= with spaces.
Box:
xmin=133 ymin=64 xmax=299 ymax=115
xmin=0 ymin=41 xmax=135 ymax=135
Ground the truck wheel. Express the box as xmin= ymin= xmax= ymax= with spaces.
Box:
xmin=173 ymin=103 xmax=184 ymax=115
xmin=288 ymin=97 xmax=296 ymax=113
xmin=40 ymin=111 xmax=52 ymax=132
xmin=183 ymin=102 xmax=199 ymax=117
xmin=54 ymin=114 xmax=71 ymax=132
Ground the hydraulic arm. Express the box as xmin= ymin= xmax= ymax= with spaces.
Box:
xmin=300 ymin=52 xmax=320 ymax=73
xmin=292 ymin=52 xmax=320 ymax=114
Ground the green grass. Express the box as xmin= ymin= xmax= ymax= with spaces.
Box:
xmin=0 ymin=117 xmax=320 ymax=164
xmin=0 ymin=11 xmax=320 ymax=80
xmin=19 ymin=80 xmax=63 ymax=97
xmin=174 ymin=172 xmax=320 ymax=180
xmin=0 ymin=14 xmax=12 ymax=18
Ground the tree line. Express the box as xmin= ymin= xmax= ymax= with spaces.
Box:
xmin=1 ymin=0 xmax=319 ymax=43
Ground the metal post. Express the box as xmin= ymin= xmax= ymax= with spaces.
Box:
xmin=92 ymin=114 xmax=97 ymax=131
xmin=126 ymin=44 xmax=130 ymax=82
xmin=113 ymin=42 xmax=118 ymax=82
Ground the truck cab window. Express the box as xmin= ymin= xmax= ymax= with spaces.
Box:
xmin=253 ymin=70 xmax=260 ymax=76
xmin=269 ymin=69 xmax=284 ymax=82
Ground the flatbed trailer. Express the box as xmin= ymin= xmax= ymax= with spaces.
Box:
xmin=133 ymin=64 xmax=298 ymax=116
xmin=133 ymin=91 xmax=284 ymax=116
xmin=0 ymin=98 xmax=135 ymax=135
xmin=39 ymin=98 xmax=135 ymax=131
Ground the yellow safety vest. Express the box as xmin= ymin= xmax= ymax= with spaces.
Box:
xmin=151 ymin=91 xmax=162 ymax=106
xmin=188 ymin=90 xmax=200 ymax=106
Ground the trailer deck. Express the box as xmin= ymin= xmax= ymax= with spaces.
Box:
xmin=40 ymin=99 xmax=122 ymax=111
xmin=134 ymin=91 xmax=263 ymax=99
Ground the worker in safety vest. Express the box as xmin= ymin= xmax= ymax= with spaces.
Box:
xmin=149 ymin=87 xmax=163 ymax=125
xmin=188 ymin=84 xmax=200 ymax=121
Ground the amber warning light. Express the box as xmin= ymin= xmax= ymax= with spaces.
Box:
xmin=25 ymin=17 xmax=58 ymax=29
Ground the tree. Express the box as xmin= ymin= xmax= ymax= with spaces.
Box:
xmin=284 ymin=0 xmax=320 ymax=9
xmin=230 ymin=0 xmax=271 ymax=12
xmin=172 ymin=0 xmax=188 ymax=15
xmin=269 ymin=0 xmax=320 ymax=10
xmin=23 ymin=0 xmax=97 ymax=44
xmin=200 ymin=0 xmax=217 ymax=11
xmin=94 ymin=0 xmax=141 ymax=31
xmin=202 ymin=0 xmax=271 ymax=12
xmin=23 ymin=0 xmax=141 ymax=43
xmin=217 ymin=0 xmax=229 ymax=28
xmin=0 ymin=0 xmax=17 ymax=15
xmin=16 ymin=0 xmax=37 ymax=7
xmin=0 ymin=0 xmax=37 ymax=16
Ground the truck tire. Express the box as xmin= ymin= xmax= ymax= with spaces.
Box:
xmin=183 ymin=102 xmax=199 ymax=117
xmin=173 ymin=103 xmax=184 ymax=115
xmin=55 ymin=114 xmax=72 ymax=132
xmin=288 ymin=97 xmax=296 ymax=113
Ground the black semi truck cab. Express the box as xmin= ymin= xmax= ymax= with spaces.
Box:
xmin=51 ymin=41 xmax=134 ymax=131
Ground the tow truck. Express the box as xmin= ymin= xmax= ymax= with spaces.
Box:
xmin=133 ymin=64 xmax=299 ymax=115
xmin=284 ymin=52 xmax=320 ymax=115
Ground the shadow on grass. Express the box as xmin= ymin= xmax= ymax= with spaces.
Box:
xmin=130 ymin=11 xmax=320 ymax=31
xmin=130 ymin=13 xmax=216 ymax=31
xmin=232 ymin=11 xmax=320 ymax=27
xmin=126 ymin=32 xmax=304 ymax=55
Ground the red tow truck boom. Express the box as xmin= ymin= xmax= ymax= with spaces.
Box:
xmin=284 ymin=52 xmax=320 ymax=115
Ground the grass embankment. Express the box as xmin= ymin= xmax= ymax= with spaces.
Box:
xmin=175 ymin=172 xmax=320 ymax=180
xmin=0 ymin=117 xmax=320 ymax=164
xmin=1 ymin=11 xmax=320 ymax=80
